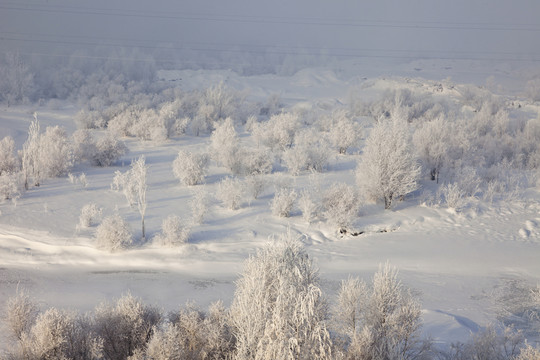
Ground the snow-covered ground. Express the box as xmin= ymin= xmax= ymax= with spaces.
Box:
xmin=1 ymin=58 xmax=539 ymax=352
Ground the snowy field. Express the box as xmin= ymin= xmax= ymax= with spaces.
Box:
xmin=0 ymin=54 xmax=540 ymax=357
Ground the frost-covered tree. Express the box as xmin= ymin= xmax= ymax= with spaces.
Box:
xmin=0 ymin=172 xmax=20 ymax=201
xmin=230 ymin=233 xmax=332 ymax=360
xmin=95 ymin=214 xmax=133 ymax=251
xmin=327 ymin=109 xmax=362 ymax=154
xmin=0 ymin=136 xmax=18 ymax=175
xmin=210 ymin=117 xmax=241 ymax=173
xmin=252 ymin=112 xmax=300 ymax=152
xmin=189 ymin=187 xmax=209 ymax=225
xmin=336 ymin=263 xmax=429 ymax=360
xmin=323 ymin=182 xmax=360 ymax=232
xmin=130 ymin=155 xmax=148 ymax=240
xmin=270 ymin=187 xmax=297 ymax=217
xmin=20 ymin=113 xmax=41 ymax=189
xmin=78 ymin=203 xmax=103 ymax=228
xmin=172 ymin=150 xmax=209 ymax=186
xmin=93 ymin=133 xmax=128 ymax=167
xmin=71 ymin=129 xmax=98 ymax=164
xmin=38 ymin=125 xmax=73 ymax=178
xmin=153 ymin=214 xmax=189 ymax=247
xmin=0 ymin=52 xmax=34 ymax=106
xmin=5 ymin=288 xmax=38 ymax=341
xmin=93 ymin=293 xmax=161 ymax=359
xmin=413 ymin=116 xmax=449 ymax=183
xmin=356 ymin=117 xmax=421 ymax=209
xmin=217 ymin=176 xmax=243 ymax=210
xmin=283 ymin=128 xmax=330 ymax=176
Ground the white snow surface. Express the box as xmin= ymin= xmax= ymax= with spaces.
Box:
xmin=1 ymin=58 xmax=540 ymax=350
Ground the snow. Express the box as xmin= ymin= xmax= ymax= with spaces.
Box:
xmin=1 ymin=58 xmax=540 ymax=351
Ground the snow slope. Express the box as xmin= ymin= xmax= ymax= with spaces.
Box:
xmin=1 ymin=58 xmax=539 ymax=351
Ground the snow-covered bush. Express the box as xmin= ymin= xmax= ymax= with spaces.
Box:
xmin=298 ymin=188 xmax=320 ymax=223
xmin=0 ymin=136 xmax=18 ymax=175
xmin=95 ymin=214 xmax=133 ymax=252
xmin=5 ymin=288 xmax=38 ymax=341
xmin=145 ymin=301 xmax=234 ymax=359
xmin=336 ymin=263 xmax=430 ymax=360
xmin=283 ymin=128 xmax=330 ymax=175
xmin=356 ymin=117 xmax=421 ymax=209
xmin=153 ymin=215 xmax=189 ymax=246
xmin=93 ymin=134 xmax=128 ymax=167
xmin=445 ymin=325 xmax=525 ymax=360
xmin=217 ymin=177 xmax=243 ymax=210
xmin=8 ymin=306 xmax=101 ymax=360
xmin=413 ymin=116 xmax=449 ymax=182
xmin=189 ymin=187 xmax=209 ymax=225
xmin=270 ymin=187 xmax=297 ymax=217
xmin=516 ymin=344 xmax=540 ymax=360
xmin=210 ymin=117 xmax=241 ymax=173
xmin=93 ymin=293 xmax=161 ymax=359
xmin=38 ymin=125 xmax=74 ymax=178
xmin=438 ymin=183 xmax=467 ymax=210
xmin=327 ymin=109 xmax=362 ymax=154
xmin=252 ymin=112 xmax=300 ymax=151
xmin=71 ymin=129 xmax=98 ymax=164
xmin=78 ymin=203 xmax=103 ymax=228
xmin=239 ymin=148 xmax=273 ymax=175
xmin=230 ymin=233 xmax=332 ymax=359
xmin=74 ymin=109 xmax=106 ymax=129
xmin=244 ymin=175 xmax=267 ymax=202
xmin=323 ymin=182 xmax=360 ymax=232
xmin=68 ymin=172 xmax=88 ymax=189
xmin=172 ymin=150 xmax=209 ymax=186
xmin=0 ymin=172 xmax=20 ymax=201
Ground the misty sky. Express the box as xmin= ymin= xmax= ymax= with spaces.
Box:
xmin=1 ymin=0 xmax=540 ymax=67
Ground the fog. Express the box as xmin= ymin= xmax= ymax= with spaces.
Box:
xmin=2 ymin=0 xmax=539 ymax=71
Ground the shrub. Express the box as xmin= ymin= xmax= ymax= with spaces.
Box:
xmin=71 ymin=129 xmax=98 ymax=164
xmin=153 ymin=215 xmax=189 ymax=246
xmin=5 ymin=288 xmax=38 ymax=341
xmin=78 ymin=203 xmax=103 ymax=228
xmin=95 ymin=214 xmax=133 ymax=252
xmin=0 ymin=136 xmax=18 ymax=175
xmin=0 ymin=172 xmax=20 ymax=202
xmin=323 ymin=182 xmax=360 ymax=232
xmin=217 ymin=177 xmax=243 ymax=210
xmin=93 ymin=293 xmax=161 ymax=359
xmin=298 ymin=188 xmax=320 ymax=223
xmin=230 ymin=233 xmax=332 ymax=359
xmin=172 ymin=150 xmax=209 ymax=186
xmin=93 ymin=134 xmax=128 ymax=167
xmin=189 ymin=187 xmax=209 ymax=225
xmin=270 ymin=187 xmax=297 ymax=217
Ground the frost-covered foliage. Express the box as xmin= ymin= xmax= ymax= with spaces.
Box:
xmin=153 ymin=214 xmax=189 ymax=246
xmin=230 ymin=233 xmax=333 ymax=360
xmin=71 ymin=129 xmax=98 ymax=164
xmin=217 ymin=176 xmax=243 ymax=210
xmin=252 ymin=112 xmax=300 ymax=151
xmin=95 ymin=214 xmax=133 ymax=252
xmin=38 ymin=125 xmax=74 ymax=178
xmin=298 ymin=188 xmax=320 ymax=223
xmin=143 ymin=301 xmax=235 ymax=359
xmin=78 ymin=203 xmax=103 ymax=228
xmin=353 ymin=87 xmax=442 ymax=123
xmin=20 ymin=114 xmax=42 ymax=189
xmin=93 ymin=134 xmax=128 ymax=167
xmin=93 ymin=293 xmax=161 ymax=359
xmin=323 ymin=182 xmax=360 ymax=232
xmin=6 ymin=305 xmax=101 ymax=360
xmin=413 ymin=116 xmax=449 ymax=182
xmin=357 ymin=117 xmax=421 ymax=209
xmin=5 ymin=288 xmax=38 ymax=341
xmin=335 ymin=263 xmax=430 ymax=360
xmin=326 ymin=109 xmax=363 ymax=154
xmin=0 ymin=52 xmax=34 ymax=105
xmin=244 ymin=174 xmax=267 ymax=202
xmin=283 ymin=128 xmax=330 ymax=175
xmin=444 ymin=325 xmax=525 ymax=360
xmin=0 ymin=136 xmax=18 ymax=175
xmin=189 ymin=187 xmax=209 ymax=225
xmin=172 ymin=150 xmax=209 ymax=186
xmin=270 ymin=187 xmax=297 ymax=217
xmin=210 ymin=117 xmax=241 ymax=173
xmin=238 ymin=148 xmax=274 ymax=176
xmin=0 ymin=172 xmax=20 ymax=201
